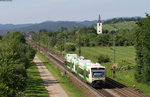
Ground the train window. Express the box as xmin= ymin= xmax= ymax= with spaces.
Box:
xmin=86 ymin=71 xmax=89 ymax=78
xmin=91 ymin=68 xmax=104 ymax=70
xmin=92 ymin=72 xmax=104 ymax=77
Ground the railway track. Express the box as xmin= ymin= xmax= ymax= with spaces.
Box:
xmin=106 ymin=78 xmax=147 ymax=97
xmin=26 ymin=38 xmax=148 ymax=97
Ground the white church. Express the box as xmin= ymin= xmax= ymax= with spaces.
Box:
xmin=97 ymin=15 xmax=102 ymax=34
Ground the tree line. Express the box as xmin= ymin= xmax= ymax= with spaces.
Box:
xmin=30 ymin=25 xmax=135 ymax=53
xmin=103 ymin=17 xmax=142 ymax=24
xmin=134 ymin=14 xmax=150 ymax=85
xmin=0 ymin=31 xmax=36 ymax=97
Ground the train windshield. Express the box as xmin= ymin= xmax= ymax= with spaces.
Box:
xmin=93 ymin=72 xmax=104 ymax=77
xmin=91 ymin=68 xmax=105 ymax=77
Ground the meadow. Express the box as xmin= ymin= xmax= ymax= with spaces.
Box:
xmin=75 ymin=46 xmax=136 ymax=65
xmin=103 ymin=21 xmax=137 ymax=31
xmin=72 ymin=46 xmax=150 ymax=96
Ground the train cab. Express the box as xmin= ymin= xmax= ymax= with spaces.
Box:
xmin=90 ymin=65 xmax=105 ymax=88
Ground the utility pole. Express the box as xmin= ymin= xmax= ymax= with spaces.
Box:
xmin=112 ymin=33 xmax=116 ymax=78
xmin=113 ymin=34 xmax=116 ymax=63
xmin=38 ymin=32 xmax=40 ymax=51
xmin=75 ymin=31 xmax=81 ymax=56
xmin=47 ymin=37 xmax=48 ymax=48
xmin=64 ymin=36 xmax=66 ymax=55
xmin=78 ymin=32 xmax=81 ymax=56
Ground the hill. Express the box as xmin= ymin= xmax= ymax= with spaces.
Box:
xmin=0 ymin=24 xmax=32 ymax=30
xmin=0 ymin=17 xmax=141 ymax=33
xmin=0 ymin=21 xmax=94 ymax=33
xmin=103 ymin=17 xmax=141 ymax=24
xmin=103 ymin=21 xmax=137 ymax=31
xmin=11 ymin=21 xmax=85 ymax=32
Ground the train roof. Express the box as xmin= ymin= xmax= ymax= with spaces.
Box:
xmin=66 ymin=54 xmax=77 ymax=58
xmin=66 ymin=54 xmax=84 ymax=60
xmin=77 ymin=60 xmax=105 ymax=69
xmin=66 ymin=54 xmax=105 ymax=69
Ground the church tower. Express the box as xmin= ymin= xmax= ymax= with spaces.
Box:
xmin=97 ymin=15 xmax=102 ymax=34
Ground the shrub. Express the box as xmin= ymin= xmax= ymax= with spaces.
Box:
xmin=98 ymin=54 xmax=110 ymax=63
xmin=118 ymin=59 xmax=132 ymax=67
xmin=66 ymin=42 xmax=76 ymax=52
xmin=55 ymin=40 xmax=64 ymax=51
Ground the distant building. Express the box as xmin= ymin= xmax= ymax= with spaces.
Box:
xmin=29 ymin=34 xmax=32 ymax=40
xmin=97 ymin=15 xmax=102 ymax=34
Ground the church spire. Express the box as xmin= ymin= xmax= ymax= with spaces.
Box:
xmin=98 ymin=15 xmax=101 ymax=23
xmin=97 ymin=15 xmax=102 ymax=34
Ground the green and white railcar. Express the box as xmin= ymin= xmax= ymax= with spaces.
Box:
xmin=65 ymin=54 xmax=106 ymax=87
xmin=65 ymin=54 xmax=78 ymax=71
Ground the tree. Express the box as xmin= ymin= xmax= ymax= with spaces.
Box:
xmin=66 ymin=42 xmax=76 ymax=52
xmin=0 ymin=31 xmax=36 ymax=96
xmin=0 ymin=35 xmax=2 ymax=40
xmin=5 ymin=31 xmax=25 ymax=43
xmin=134 ymin=14 xmax=150 ymax=84
xmin=96 ymin=34 xmax=110 ymax=46
xmin=39 ymin=29 xmax=48 ymax=33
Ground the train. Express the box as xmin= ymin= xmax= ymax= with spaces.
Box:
xmin=65 ymin=54 xmax=106 ymax=88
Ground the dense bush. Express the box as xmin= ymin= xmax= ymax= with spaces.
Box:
xmin=98 ymin=54 xmax=110 ymax=63
xmin=118 ymin=59 xmax=133 ymax=67
xmin=55 ymin=39 xmax=64 ymax=51
xmin=66 ymin=42 xmax=76 ymax=52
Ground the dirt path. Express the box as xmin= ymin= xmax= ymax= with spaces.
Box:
xmin=34 ymin=56 xmax=68 ymax=97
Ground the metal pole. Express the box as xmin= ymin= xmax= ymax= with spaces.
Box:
xmin=48 ymin=37 xmax=49 ymax=49
xmin=36 ymin=34 xmax=38 ymax=51
xmin=39 ymin=32 xmax=41 ymax=51
xmin=113 ymin=34 xmax=116 ymax=63
xmin=64 ymin=36 xmax=66 ymax=55
xmin=113 ymin=34 xmax=116 ymax=78
xmin=79 ymin=34 xmax=81 ymax=56
xmin=61 ymin=39 xmax=63 ymax=55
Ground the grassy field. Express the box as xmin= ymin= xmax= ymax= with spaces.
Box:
xmin=103 ymin=21 xmax=137 ymax=31
xmin=25 ymin=62 xmax=49 ymax=97
xmin=75 ymin=46 xmax=136 ymax=66
xmin=36 ymin=52 xmax=87 ymax=97
xmin=73 ymin=46 xmax=150 ymax=97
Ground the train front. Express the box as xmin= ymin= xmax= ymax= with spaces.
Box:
xmin=91 ymin=65 xmax=105 ymax=88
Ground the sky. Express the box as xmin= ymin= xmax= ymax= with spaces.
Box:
xmin=0 ymin=0 xmax=150 ymax=24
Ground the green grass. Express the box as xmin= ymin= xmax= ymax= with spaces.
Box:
xmin=36 ymin=52 xmax=87 ymax=97
xmin=72 ymin=46 xmax=150 ymax=97
xmin=75 ymin=46 xmax=136 ymax=66
xmin=25 ymin=62 xmax=49 ymax=97
xmin=103 ymin=21 xmax=137 ymax=31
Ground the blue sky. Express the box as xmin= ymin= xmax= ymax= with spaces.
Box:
xmin=0 ymin=0 xmax=150 ymax=24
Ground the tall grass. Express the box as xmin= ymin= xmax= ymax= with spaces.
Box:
xmin=25 ymin=62 xmax=49 ymax=97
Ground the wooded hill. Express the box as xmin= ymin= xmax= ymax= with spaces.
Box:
xmin=0 ymin=17 xmax=141 ymax=33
